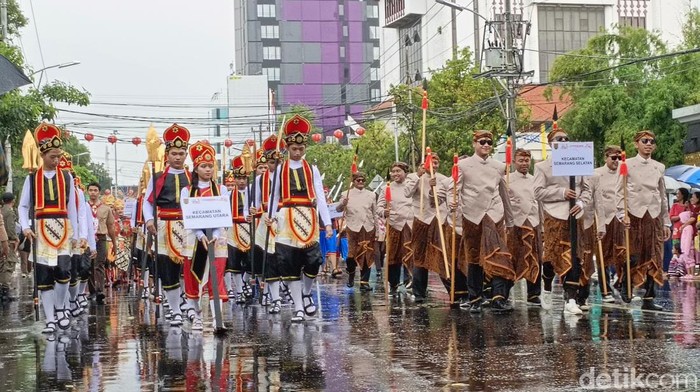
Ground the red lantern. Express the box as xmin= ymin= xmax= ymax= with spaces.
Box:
xmin=132 ymin=137 xmax=142 ymax=146
xmin=334 ymin=129 xmax=344 ymax=140
xmin=312 ymin=133 xmax=322 ymax=143
xmin=356 ymin=127 xmax=365 ymax=136
xmin=84 ymin=133 xmax=94 ymax=142
xmin=108 ymin=135 xmax=117 ymax=144
xmin=224 ymin=139 xmax=233 ymax=148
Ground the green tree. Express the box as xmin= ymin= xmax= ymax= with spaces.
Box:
xmin=547 ymin=11 xmax=700 ymax=166
xmin=1 ymin=1 xmax=91 ymax=194
xmin=389 ymin=48 xmax=528 ymax=174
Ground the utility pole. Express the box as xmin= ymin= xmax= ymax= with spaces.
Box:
xmin=472 ymin=0 xmax=480 ymax=67
xmin=504 ymin=0 xmax=518 ymax=158
xmin=1 ymin=0 xmax=10 ymax=192
xmin=451 ymin=0 xmax=458 ymax=60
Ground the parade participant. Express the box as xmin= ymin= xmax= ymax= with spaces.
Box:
xmin=593 ymin=146 xmax=623 ymax=304
xmin=0 ymin=192 xmax=17 ymax=301
xmin=267 ymin=114 xmax=332 ymax=322
xmin=507 ymin=149 xmax=544 ymax=307
xmin=321 ymin=186 xmax=341 ymax=278
xmin=406 ymin=154 xmax=455 ymax=302
xmin=252 ymin=135 xmax=286 ymax=313
xmin=87 ymin=183 xmax=117 ymax=305
xmin=616 ymin=130 xmax=670 ymax=310
xmin=533 ymin=128 xmax=592 ymax=314
xmin=452 ymin=130 xmax=515 ymax=313
xmin=57 ymin=152 xmax=90 ymax=316
xmin=18 ymin=123 xmax=81 ymax=333
xmin=225 ymin=155 xmax=251 ymax=305
xmin=376 ymin=162 xmax=414 ymax=295
xmin=181 ymin=141 xmax=228 ymax=330
xmin=336 ymin=171 xmax=376 ymax=291
xmin=223 ymin=170 xmax=236 ymax=193
xmin=143 ymin=123 xmax=192 ymax=327
xmin=131 ymin=178 xmax=150 ymax=299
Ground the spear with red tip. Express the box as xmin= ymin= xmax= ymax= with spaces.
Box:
xmin=450 ymin=153 xmax=459 ymax=304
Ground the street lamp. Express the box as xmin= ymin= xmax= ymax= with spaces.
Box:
xmin=30 ymin=61 xmax=81 ymax=87
xmin=72 ymin=151 xmax=89 ymax=166
xmin=434 ymin=0 xmax=487 ymax=20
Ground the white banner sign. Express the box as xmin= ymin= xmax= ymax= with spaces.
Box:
xmin=551 ymin=142 xmax=595 ymax=177
xmin=123 ymin=198 xmax=137 ymax=219
xmin=181 ymin=196 xmax=233 ymax=230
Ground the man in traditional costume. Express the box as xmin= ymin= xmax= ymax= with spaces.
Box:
xmin=225 ymin=155 xmax=252 ymax=305
xmin=376 ymin=162 xmax=414 ymax=295
xmin=533 ymin=128 xmax=592 ymax=315
xmin=407 ymin=154 xmax=465 ymax=302
xmin=593 ymin=146 xmax=624 ymax=304
xmin=336 ymin=171 xmax=376 ymax=291
xmin=253 ymin=135 xmax=286 ymax=313
xmin=507 ymin=149 xmax=544 ymax=307
xmin=615 ymin=131 xmax=670 ymax=310
xmin=453 ymin=130 xmax=515 ymax=313
xmin=18 ymin=123 xmax=81 ymax=333
xmin=143 ymin=123 xmax=192 ymax=327
xmin=268 ymin=114 xmax=332 ymax=322
xmin=181 ymin=141 xmax=229 ymax=330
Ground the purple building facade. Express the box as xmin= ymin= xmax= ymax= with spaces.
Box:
xmin=234 ymin=0 xmax=381 ymax=136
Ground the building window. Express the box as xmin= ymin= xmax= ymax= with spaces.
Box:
xmin=339 ymin=4 xmax=344 ymax=16
xmin=371 ymin=67 xmax=379 ymax=81
xmin=619 ymin=16 xmax=646 ymax=28
xmin=340 ymin=46 xmax=346 ymax=58
xmin=263 ymin=46 xmax=281 ymax=60
xmin=399 ymin=22 xmax=423 ymax=85
xmin=371 ymin=88 xmax=381 ymax=102
xmin=369 ymin=26 xmax=380 ymax=40
xmin=261 ymin=25 xmax=279 ymax=39
xmin=343 ymin=25 xmax=348 ymax=37
xmin=367 ymin=4 xmax=379 ymax=19
xmin=257 ymin=4 xmax=276 ymax=18
xmin=373 ymin=46 xmax=380 ymax=61
xmin=263 ymin=67 xmax=280 ymax=81
xmin=537 ymin=5 xmax=605 ymax=82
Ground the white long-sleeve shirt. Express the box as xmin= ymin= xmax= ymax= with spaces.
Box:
xmin=268 ymin=160 xmax=331 ymax=226
xmin=179 ymin=181 xmax=228 ymax=240
xmin=18 ymin=170 xmax=79 ymax=241
xmin=76 ymin=188 xmax=88 ymax=241
xmin=85 ymin=201 xmax=96 ymax=250
xmin=142 ymin=167 xmax=187 ymax=223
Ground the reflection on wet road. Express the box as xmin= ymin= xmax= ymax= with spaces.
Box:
xmin=1 ymin=276 xmax=699 ymax=391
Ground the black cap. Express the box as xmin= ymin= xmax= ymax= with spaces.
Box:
xmin=2 ymin=192 xmax=14 ymax=202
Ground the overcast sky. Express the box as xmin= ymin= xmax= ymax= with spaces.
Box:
xmin=18 ymin=0 xmax=235 ymax=186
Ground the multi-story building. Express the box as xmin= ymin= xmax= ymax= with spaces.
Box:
xmin=379 ymin=0 xmax=697 ymax=93
xmin=234 ymin=0 xmax=381 ymax=136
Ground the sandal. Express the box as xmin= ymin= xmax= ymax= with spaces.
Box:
xmin=42 ymin=321 xmax=57 ymax=334
xmin=291 ymin=310 xmax=305 ymax=322
xmin=55 ymin=308 xmax=71 ymax=330
xmin=302 ymin=294 xmax=317 ymax=316
xmin=281 ymin=284 xmax=294 ymax=305
xmin=331 ymin=269 xmax=343 ymax=279
xmin=242 ymin=282 xmax=253 ymax=299
xmin=77 ymin=294 xmax=88 ymax=309
xmin=235 ymin=293 xmax=245 ymax=304
xmin=186 ymin=308 xmax=197 ymax=323
xmin=170 ymin=313 xmax=183 ymax=327
xmin=261 ymin=293 xmax=271 ymax=307
xmin=69 ymin=300 xmax=82 ymax=317
xmin=269 ymin=300 xmax=282 ymax=314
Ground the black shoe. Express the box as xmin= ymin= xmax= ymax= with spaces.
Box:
xmin=389 ymin=286 xmax=398 ymax=297
xmin=641 ymin=300 xmax=663 ymax=311
xmin=526 ymin=296 xmax=541 ymax=307
xmin=360 ymin=283 xmax=372 ymax=292
xmin=620 ymin=284 xmax=632 ymax=304
xmin=491 ymin=298 xmax=513 ymax=313
xmin=458 ymin=297 xmax=471 ymax=309
xmin=96 ymin=292 xmax=105 ymax=305
xmin=413 ymin=295 xmax=426 ymax=304
xmin=470 ymin=300 xmax=482 ymax=314
xmin=346 ymin=272 xmax=355 ymax=288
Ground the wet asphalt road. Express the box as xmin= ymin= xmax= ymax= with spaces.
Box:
xmin=0 ymin=273 xmax=699 ymax=391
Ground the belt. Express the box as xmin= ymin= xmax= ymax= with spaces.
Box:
xmin=96 ymin=234 xmax=107 ymax=238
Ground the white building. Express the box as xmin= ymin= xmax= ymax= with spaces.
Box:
xmin=379 ymin=0 xmax=699 ymax=93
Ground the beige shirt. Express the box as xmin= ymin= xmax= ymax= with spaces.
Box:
xmin=89 ymin=201 xmax=114 ymax=235
xmin=0 ymin=208 xmax=7 ymax=242
xmin=508 ymin=171 xmax=540 ymax=227
xmin=591 ymin=165 xmax=619 ymax=233
xmin=456 ymin=155 xmax=514 ymax=225
xmin=533 ymin=158 xmax=591 ymax=221
xmin=376 ymin=175 xmax=415 ymax=231
xmin=616 ymin=155 xmax=670 ymax=225
xmin=1 ymin=205 xmax=17 ymax=241
xmin=404 ymin=172 xmax=449 ymax=225
xmin=338 ymin=187 xmax=376 ymax=232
